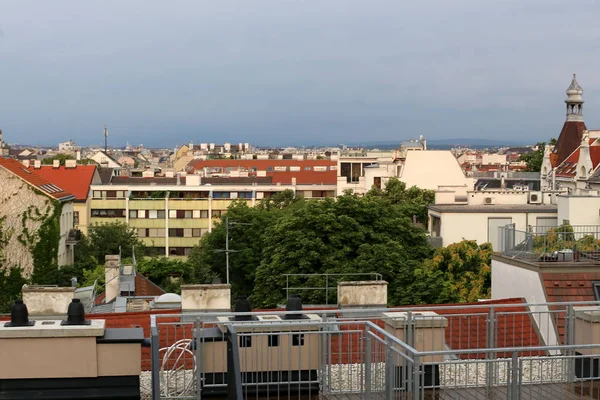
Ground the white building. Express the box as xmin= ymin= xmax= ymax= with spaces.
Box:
xmin=336 ymin=137 xmax=471 ymax=195
xmin=58 ymin=139 xmax=77 ymax=152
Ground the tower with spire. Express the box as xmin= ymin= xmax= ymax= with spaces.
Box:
xmin=553 ymin=74 xmax=588 ymax=167
xmin=565 ymin=74 xmax=584 ymax=121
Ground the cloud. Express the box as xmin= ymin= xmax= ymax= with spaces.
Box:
xmin=0 ymin=0 xmax=599 ymax=146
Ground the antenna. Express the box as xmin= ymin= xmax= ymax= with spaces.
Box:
xmin=104 ymin=125 xmax=108 ymax=153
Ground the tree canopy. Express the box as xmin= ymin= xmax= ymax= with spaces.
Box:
xmin=520 ymin=138 xmax=557 ymax=172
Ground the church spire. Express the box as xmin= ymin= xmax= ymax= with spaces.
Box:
xmin=565 ymin=73 xmax=584 ymax=121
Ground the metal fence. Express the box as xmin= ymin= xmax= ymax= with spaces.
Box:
xmin=499 ymin=224 xmax=600 ymax=263
xmin=282 ymin=273 xmax=384 ymax=306
xmin=149 ymin=300 xmax=600 ymax=399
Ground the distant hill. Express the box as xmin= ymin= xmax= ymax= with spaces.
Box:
xmin=342 ymin=138 xmax=531 ymax=149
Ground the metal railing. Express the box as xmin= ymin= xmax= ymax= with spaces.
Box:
xmin=499 ymin=224 xmax=600 ymax=263
xmin=149 ymin=300 xmax=600 ymax=399
xmin=283 ymin=273 xmax=383 ymax=306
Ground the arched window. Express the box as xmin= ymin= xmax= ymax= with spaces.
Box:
xmin=580 ymin=166 xmax=587 ymax=178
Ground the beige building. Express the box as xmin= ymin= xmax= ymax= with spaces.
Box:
xmin=0 ymin=158 xmax=76 ymax=275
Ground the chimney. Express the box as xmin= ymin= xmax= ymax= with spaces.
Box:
xmin=338 ymin=280 xmax=388 ymax=308
xmin=21 ymin=285 xmax=75 ymax=317
xmin=65 ymin=159 xmax=77 ymax=168
xmin=76 ymin=150 xmax=81 ymax=160
xmin=382 ymin=310 xmax=447 ymax=386
xmin=181 ymin=283 xmax=231 ymax=312
xmin=34 ymin=160 xmax=41 ymax=169
xmin=22 ymin=160 xmax=30 ymax=168
xmin=52 ymin=159 xmax=60 ymax=168
xmin=104 ymin=255 xmax=120 ymax=303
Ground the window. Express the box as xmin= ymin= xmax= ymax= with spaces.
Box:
xmin=91 ymin=209 xmax=125 ymax=218
xmin=116 ymin=191 xmax=125 ymax=198
xmin=212 ymin=210 xmax=225 ymax=218
xmin=239 ymin=192 xmax=252 ymax=199
xmin=73 ymin=211 xmax=79 ymax=225
xmin=148 ymin=210 xmax=158 ymax=219
xmin=305 ymin=166 xmax=311 ymax=171
xmin=184 ymin=228 xmax=192 ymax=238
xmin=185 ymin=210 xmax=192 ymax=219
xmin=593 ymin=282 xmax=600 ymax=301
xmin=266 ymin=167 xmax=273 ymax=172
xmin=200 ymin=210 xmax=209 ymax=218
xmin=292 ymin=334 xmax=305 ymax=346
xmin=148 ymin=228 xmax=158 ymax=237
xmin=268 ymin=335 xmax=279 ymax=347
xmin=193 ymin=210 xmax=201 ymax=218
xmin=137 ymin=228 xmax=147 ymax=237
xmin=129 ymin=210 xmax=138 ymax=219
xmin=239 ymin=336 xmax=252 ymax=348
xmin=169 ymin=210 xmax=177 ymax=219
xmin=157 ymin=210 xmax=166 ymax=219
xmin=213 ymin=192 xmax=230 ymax=199
xmin=192 ymin=228 xmax=202 ymax=237
xmin=169 ymin=228 xmax=184 ymax=237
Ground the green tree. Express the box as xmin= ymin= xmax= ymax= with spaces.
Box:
xmin=520 ymin=138 xmax=557 ymax=172
xmin=86 ymin=222 xmax=144 ymax=261
xmin=187 ymin=199 xmax=294 ymax=297
xmin=367 ymin=178 xmax=435 ymax=225
xmin=412 ymin=240 xmax=492 ymax=304
xmin=136 ymin=257 xmax=195 ymax=294
xmin=41 ymin=154 xmax=75 ymax=166
xmin=252 ymin=193 xmax=433 ymax=308
xmin=0 ymin=267 xmax=28 ymax=313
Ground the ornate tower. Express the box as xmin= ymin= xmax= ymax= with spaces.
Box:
xmin=553 ymin=74 xmax=588 ymax=167
xmin=565 ymin=74 xmax=584 ymax=121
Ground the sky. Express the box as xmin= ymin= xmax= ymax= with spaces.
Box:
xmin=1 ymin=0 xmax=599 ymax=148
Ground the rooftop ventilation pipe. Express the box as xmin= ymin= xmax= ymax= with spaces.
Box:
xmin=233 ymin=295 xmax=253 ymax=321
xmin=4 ymin=300 xmax=35 ymax=327
xmin=61 ymin=298 xmax=91 ymax=326
xmin=284 ymin=294 xmax=303 ymax=320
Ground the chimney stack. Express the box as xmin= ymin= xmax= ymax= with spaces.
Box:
xmin=52 ymin=159 xmax=60 ymax=169
xmin=22 ymin=160 xmax=30 ymax=168
xmin=34 ymin=160 xmax=41 ymax=169
xmin=104 ymin=255 xmax=120 ymax=303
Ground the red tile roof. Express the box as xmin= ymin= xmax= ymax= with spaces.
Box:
xmin=0 ymin=157 xmax=75 ymax=201
xmin=186 ymin=159 xmax=337 ymax=185
xmin=555 ymin=139 xmax=600 ymax=177
xmin=542 ymin=272 xmax=600 ymax=344
xmin=25 ymin=165 xmax=97 ymax=201
xmin=554 ymin=121 xmax=587 ymax=167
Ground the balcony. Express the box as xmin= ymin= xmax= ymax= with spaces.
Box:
xmin=149 ymin=300 xmax=600 ymax=400
xmin=498 ymin=224 xmax=600 ymax=263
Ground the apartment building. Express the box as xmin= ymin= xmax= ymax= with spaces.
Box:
xmin=89 ymin=172 xmax=336 ymax=257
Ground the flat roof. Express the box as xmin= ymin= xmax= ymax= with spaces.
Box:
xmin=429 ymin=204 xmax=558 ymax=213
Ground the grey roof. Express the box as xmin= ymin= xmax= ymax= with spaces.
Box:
xmin=429 ymin=204 xmax=558 ymax=213
xmin=97 ymin=167 xmax=114 ymax=184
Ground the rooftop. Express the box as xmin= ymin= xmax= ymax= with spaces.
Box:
xmin=429 ymin=203 xmax=557 ymax=213
xmin=25 ymin=164 xmax=97 ymax=201
xmin=0 ymin=157 xmax=75 ymax=201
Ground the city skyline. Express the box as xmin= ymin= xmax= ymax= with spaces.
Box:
xmin=1 ymin=0 xmax=599 ymax=147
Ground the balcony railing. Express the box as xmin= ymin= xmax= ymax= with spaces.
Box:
xmin=498 ymin=224 xmax=600 ymax=263
xmin=149 ymin=300 xmax=600 ymax=400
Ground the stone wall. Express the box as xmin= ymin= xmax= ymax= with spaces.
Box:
xmin=0 ymin=168 xmax=55 ymax=276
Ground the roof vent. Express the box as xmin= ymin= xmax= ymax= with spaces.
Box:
xmin=284 ymin=294 xmax=304 ymax=320
xmin=234 ymin=295 xmax=253 ymax=321
xmin=4 ymin=300 xmax=35 ymax=327
xmin=61 ymin=298 xmax=91 ymax=326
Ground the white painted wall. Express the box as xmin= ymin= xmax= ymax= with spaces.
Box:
xmin=491 ymin=258 xmax=558 ymax=348
xmin=434 ymin=211 xmax=557 ymax=249
xmin=557 ymin=195 xmax=600 ymax=226
xmin=482 ymin=154 xmax=507 ymax=165
xmin=400 ymin=151 xmax=469 ymax=190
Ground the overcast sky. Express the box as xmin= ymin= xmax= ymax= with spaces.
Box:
xmin=1 ymin=0 xmax=599 ymax=148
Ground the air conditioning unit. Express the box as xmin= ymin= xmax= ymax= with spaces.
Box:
xmin=484 ymin=197 xmax=494 ymax=205
xmin=528 ymin=191 xmax=542 ymax=204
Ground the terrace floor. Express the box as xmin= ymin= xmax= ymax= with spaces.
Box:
xmin=313 ymin=382 xmax=600 ymax=400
